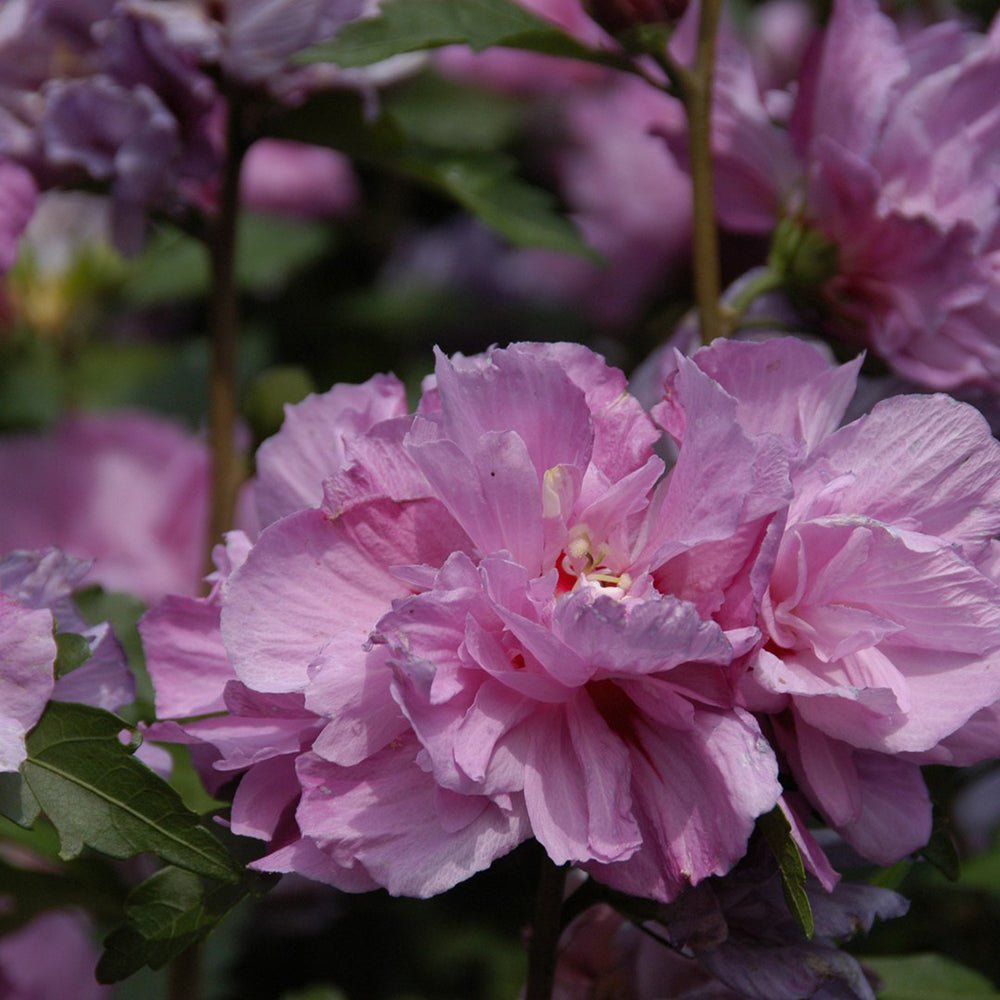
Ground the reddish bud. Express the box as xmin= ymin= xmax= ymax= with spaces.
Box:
xmin=585 ymin=0 xmax=689 ymax=34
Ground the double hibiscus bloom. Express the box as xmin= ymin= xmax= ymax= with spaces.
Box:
xmin=141 ymin=337 xmax=1000 ymax=900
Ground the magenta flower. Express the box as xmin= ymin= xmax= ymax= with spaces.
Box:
xmin=676 ymin=0 xmax=1000 ymax=392
xmin=0 ymin=412 xmax=209 ymax=601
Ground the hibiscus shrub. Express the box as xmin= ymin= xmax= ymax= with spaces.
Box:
xmin=1 ymin=0 xmax=999 ymax=998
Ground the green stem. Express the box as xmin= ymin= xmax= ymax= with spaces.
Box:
xmin=722 ymin=267 xmax=786 ymax=332
xmin=204 ymin=96 xmax=247 ymax=577
xmin=677 ymin=0 xmax=724 ymax=344
xmin=525 ymin=853 xmax=567 ymax=1000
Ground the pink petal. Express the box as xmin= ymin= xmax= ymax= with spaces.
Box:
xmin=795 ymin=394 xmax=1000 ymax=547
xmin=140 ymin=595 xmax=232 ymax=719
xmin=255 ymin=374 xmax=407 ymax=527
xmin=586 ymin=707 xmax=780 ymax=901
xmin=295 ymin=741 xmax=530 ymax=897
xmin=224 ymin=499 xmax=465 ymax=693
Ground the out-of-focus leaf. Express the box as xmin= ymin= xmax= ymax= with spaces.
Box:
xmin=121 ymin=215 xmax=332 ymax=305
xmin=957 ymin=848 xmax=1000 ymax=893
xmin=0 ymin=337 xmax=64 ymax=430
xmin=297 ymin=0 xmax=626 ymax=67
xmin=273 ymin=92 xmax=597 ymax=258
xmin=405 ymin=151 xmax=596 ymax=258
xmin=21 ymin=702 xmax=240 ymax=883
xmin=758 ymin=806 xmax=814 ymax=939
xmin=0 ymin=772 xmax=41 ymax=828
xmin=0 ymin=853 xmax=126 ymax=934
xmin=865 ymin=953 xmax=998 ymax=998
xmin=386 ymin=72 xmax=523 ymax=152
xmin=920 ymin=810 xmax=961 ymax=882
xmin=244 ymin=365 xmax=316 ymax=442
xmin=69 ymin=343 xmax=172 ymax=411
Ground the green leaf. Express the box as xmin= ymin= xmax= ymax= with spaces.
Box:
xmin=385 ymin=72 xmax=523 ymax=153
xmin=98 ymin=862 xmax=272 ymax=983
xmin=297 ymin=0 xmax=625 ymax=68
xmin=21 ymin=702 xmax=240 ymax=884
xmin=865 ymin=953 xmax=998 ymax=999
xmin=408 ymin=151 xmax=597 ymax=257
xmin=244 ymin=365 xmax=316 ymax=442
xmin=54 ymin=632 xmax=93 ymax=678
xmin=97 ymin=869 xmax=215 ymax=982
xmin=272 ymin=92 xmax=598 ymax=258
xmin=0 ymin=853 xmax=126 ymax=934
xmin=758 ymin=806 xmax=814 ymax=939
xmin=0 ymin=772 xmax=41 ymax=828
xmin=121 ymin=214 xmax=332 ymax=305
xmin=919 ymin=809 xmax=961 ymax=882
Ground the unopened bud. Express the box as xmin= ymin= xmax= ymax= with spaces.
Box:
xmin=585 ymin=0 xmax=690 ymax=35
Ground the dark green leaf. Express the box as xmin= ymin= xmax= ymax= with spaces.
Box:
xmin=385 ymin=72 xmax=523 ymax=152
xmin=22 ymin=702 xmax=240 ymax=883
xmin=758 ymin=806 xmax=814 ymax=939
xmin=121 ymin=214 xmax=332 ymax=305
xmin=0 ymin=772 xmax=40 ymax=828
xmin=864 ymin=953 xmax=998 ymax=999
xmin=297 ymin=0 xmax=626 ymax=68
xmin=0 ymin=853 xmax=126 ymax=934
xmin=919 ymin=809 xmax=960 ymax=882
xmin=98 ymin=865 xmax=269 ymax=983
xmin=54 ymin=632 xmax=92 ymax=678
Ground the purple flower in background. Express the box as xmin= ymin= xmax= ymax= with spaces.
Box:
xmin=0 ymin=412 xmax=210 ymax=601
xmin=0 ymin=160 xmax=37 ymax=273
xmin=551 ymin=856 xmax=907 ymax=1000
xmin=240 ymin=139 xmax=359 ymax=219
xmin=670 ymin=0 xmax=1000 ymax=393
xmin=0 ymin=908 xmax=110 ymax=1000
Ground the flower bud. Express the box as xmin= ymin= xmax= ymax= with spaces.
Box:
xmin=585 ymin=0 xmax=690 ymax=35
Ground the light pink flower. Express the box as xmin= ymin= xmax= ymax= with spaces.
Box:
xmin=141 ymin=373 xmax=412 ymax=886
xmin=203 ymin=344 xmax=782 ymax=899
xmin=0 ymin=411 xmax=209 ymax=601
xmin=676 ymin=338 xmax=1000 ymax=864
